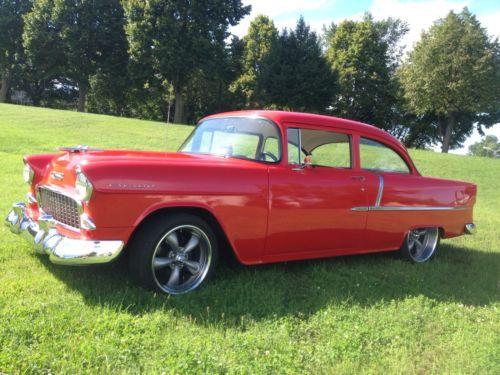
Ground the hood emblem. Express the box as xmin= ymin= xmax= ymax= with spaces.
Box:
xmin=50 ymin=171 xmax=65 ymax=181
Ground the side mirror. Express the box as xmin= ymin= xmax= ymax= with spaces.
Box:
xmin=293 ymin=155 xmax=313 ymax=171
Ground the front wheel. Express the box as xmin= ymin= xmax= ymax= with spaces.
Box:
xmin=128 ymin=214 xmax=218 ymax=295
xmin=400 ymin=227 xmax=440 ymax=263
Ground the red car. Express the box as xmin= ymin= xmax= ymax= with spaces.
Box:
xmin=6 ymin=111 xmax=477 ymax=294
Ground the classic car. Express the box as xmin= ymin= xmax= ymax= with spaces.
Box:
xmin=6 ymin=110 xmax=477 ymax=294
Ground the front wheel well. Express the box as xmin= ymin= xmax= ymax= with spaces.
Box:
xmin=127 ymin=206 xmax=238 ymax=264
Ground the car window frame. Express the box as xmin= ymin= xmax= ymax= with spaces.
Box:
xmin=359 ymin=136 xmax=412 ymax=174
xmin=179 ymin=116 xmax=283 ymax=164
xmin=286 ymin=125 xmax=354 ymax=169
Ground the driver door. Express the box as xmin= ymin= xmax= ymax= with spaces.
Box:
xmin=265 ymin=126 xmax=370 ymax=260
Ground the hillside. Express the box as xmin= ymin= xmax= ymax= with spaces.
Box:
xmin=0 ymin=103 xmax=498 ymax=373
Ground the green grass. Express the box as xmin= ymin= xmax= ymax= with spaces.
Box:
xmin=0 ymin=103 xmax=499 ymax=374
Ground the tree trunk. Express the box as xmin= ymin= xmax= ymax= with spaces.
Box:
xmin=441 ymin=113 xmax=456 ymax=153
xmin=77 ymin=82 xmax=88 ymax=112
xmin=173 ymin=84 xmax=184 ymax=124
xmin=0 ymin=69 xmax=12 ymax=103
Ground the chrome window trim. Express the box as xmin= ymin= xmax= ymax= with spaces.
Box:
xmin=375 ymin=175 xmax=384 ymax=207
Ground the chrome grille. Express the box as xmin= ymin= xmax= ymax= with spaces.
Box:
xmin=39 ymin=187 xmax=80 ymax=229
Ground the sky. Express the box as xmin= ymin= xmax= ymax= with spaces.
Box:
xmin=230 ymin=0 xmax=500 ymax=154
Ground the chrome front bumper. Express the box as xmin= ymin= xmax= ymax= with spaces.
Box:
xmin=5 ymin=202 xmax=124 ymax=265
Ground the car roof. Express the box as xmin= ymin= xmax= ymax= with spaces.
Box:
xmin=202 ymin=110 xmax=403 ymax=149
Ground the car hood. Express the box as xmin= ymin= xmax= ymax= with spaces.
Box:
xmin=42 ymin=149 xmax=265 ymax=191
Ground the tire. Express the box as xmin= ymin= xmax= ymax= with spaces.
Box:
xmin=128 ymin=213 xmax=218 ymax=295
xmin=400 ymin=227 xmax=440 ymax=263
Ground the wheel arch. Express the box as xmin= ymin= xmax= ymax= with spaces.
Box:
xmin=127 ymin=205 xmax=240 ymax=264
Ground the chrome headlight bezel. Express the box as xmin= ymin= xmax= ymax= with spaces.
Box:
xmin=75 ymin=169 xmax=93 ymax=201
xmin=23 ymin=163 xmax=34 ymax=184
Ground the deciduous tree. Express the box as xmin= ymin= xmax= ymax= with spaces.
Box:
xmin=125 ymin=0 xmax=250 ymax=123
xmin=23 ymin=0 xmax=128 ymax=112
xmin=0 ymin=0 xmax=32 ymax=102
xmin=325 ymin=14 xmax=408 ymax=130
xmin=469 ymin=135 xmax=500 ymax=157
xmin=399 ymin=8 xmax=500 ymax=152
xmin=230 ymin=15 xmax=278 ymax=108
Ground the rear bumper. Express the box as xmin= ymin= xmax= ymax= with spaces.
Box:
xmin=464 ymin=223 xmax=476 ymax=235
xmin=5 ymin=202 xmax=124 ymax=265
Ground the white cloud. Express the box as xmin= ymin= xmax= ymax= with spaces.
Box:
xmin=368 ymin=0 xmax=469 ymax=51
xmin=478 ymin=10 xmax=500 ymax=39
xmin=230 ymin=0 xmax=327 ymax=37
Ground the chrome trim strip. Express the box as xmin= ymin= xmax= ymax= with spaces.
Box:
xmin=351 ymin=206 xmax=369 ymax=212
xmin=351 ymin=205 xmax=467 ymax=212
xmin=375 ymin=175 xmax=384 ymax=207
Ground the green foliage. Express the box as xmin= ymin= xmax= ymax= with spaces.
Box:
xmin=399 ymin=8 xmax=500 ymax=152
xmin=0 ymin=103 xmax=499 ymax=373
xmin=230 ymin=15 xmax=278 ymax=108
xmin=125 ymin=0 xmax=250 ymax=123
xmin=23 ymin=0 xmax=128 ymax=111
xmin=325 ymin=14 xmax=408 ymax=130
xmin=260 ymin=17 xmax=334 ymax=113
xmin=469 ymin=135 xmax=500 ymax=157
xmin=0 ymin=0 xmax=32 ymax=101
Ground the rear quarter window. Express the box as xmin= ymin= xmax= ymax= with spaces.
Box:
xmin=360 ymin=138 xmax=410 ymax=173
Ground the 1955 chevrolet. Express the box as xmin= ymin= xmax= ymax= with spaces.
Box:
xmin=6 ymin=111 xmax=477 ymax=294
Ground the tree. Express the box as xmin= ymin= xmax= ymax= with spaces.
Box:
xmin=23 ymin=0 xmax=128 ymax=112
xmin=230 ymin=15 xmax=278 ymax=108
xmin=125 ymin=0 xmax=250 ymax=123
xmin=0 ymin=0 xmax=32 ymax=102
xmin=325 ymin=14 xmax=408 ymax=130
xmin=260 ymin=17 xmax=334 ymax=113
xmin=399 ymin=8 xmax=500 ymax=153
xmin=469 ymin=135 xmax=500 ymax=157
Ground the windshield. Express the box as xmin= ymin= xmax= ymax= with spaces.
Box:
xmin=179 ymin=117 xmax=282 ymax=163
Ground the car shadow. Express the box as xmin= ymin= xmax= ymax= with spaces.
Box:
xmin=38 ymin=242 xmax=499 ymax=327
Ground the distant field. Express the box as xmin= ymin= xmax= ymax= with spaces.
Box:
xmin=0 ymin=103 xmax=498 ymax=374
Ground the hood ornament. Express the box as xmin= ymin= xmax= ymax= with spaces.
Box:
xmin=50 ymin=171 xmax=65 ymax=181
xmin=57 ymin=145 xmax=102 ymax=153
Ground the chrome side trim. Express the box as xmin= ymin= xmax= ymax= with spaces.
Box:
xmin=375 ymin=175 xmax=384 ymax=207
xmin=351 ymin=206 xmax=369 ymax=212
xmin=351 ymin=205 xmax=467 ymax=211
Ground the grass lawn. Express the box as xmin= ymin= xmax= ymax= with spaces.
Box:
xmin=0 ymin=103 xmax=499 ymax=373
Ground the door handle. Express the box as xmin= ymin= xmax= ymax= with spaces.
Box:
xmin=351 ymin=176 xmax=365 ymax=181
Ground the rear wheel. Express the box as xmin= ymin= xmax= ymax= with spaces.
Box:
xmin=400 ymin=227 xmax=440 ymax=263
xmin=128 ymin=214 xmax=218 ymax=294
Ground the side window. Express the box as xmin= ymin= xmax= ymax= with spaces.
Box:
xmin=307 ymin=131 xmax=351 ymax=168
xmin=360 ymin=138 xmax=410 ymax=173
xmin=262 ymin=137 xmax=280 ymax=162
xmin=287 ymin=128 xmax=306 ymax=164
xmin=287 ymin=127 xmax=352 ymax=168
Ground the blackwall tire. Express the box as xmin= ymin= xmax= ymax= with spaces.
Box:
xmin=128 ymin=214 xmax=218 ymax=295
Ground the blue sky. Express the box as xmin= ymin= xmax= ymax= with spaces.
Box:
xmin=230 ymin=1 xmax=500 ymax=153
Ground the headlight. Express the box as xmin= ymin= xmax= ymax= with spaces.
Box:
xmin=75 ymin=169 xmax=93 ymax=201
xmin=23 ymin=163 xmax=34 ymax=184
